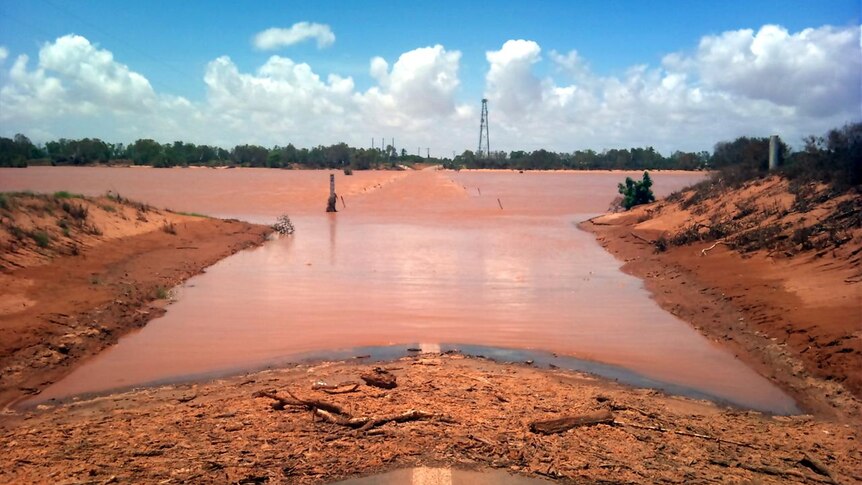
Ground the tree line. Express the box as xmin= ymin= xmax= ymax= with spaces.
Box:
xmin=1 ymin=123 xmax=859 ymax=181
xmin=0 ymin=137 xmax=425 ymax=170
xmin=447 ymin=146 xmax=709 ymax=171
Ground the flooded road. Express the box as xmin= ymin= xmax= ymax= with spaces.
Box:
xmin=0 ymin=167 xmax=798 ymax=412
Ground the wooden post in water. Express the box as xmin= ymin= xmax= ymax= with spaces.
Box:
xmin=326 ymin=174 xmax=338 ymax=212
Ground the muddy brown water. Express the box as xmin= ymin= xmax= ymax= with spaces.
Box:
xmin=0 ymin=167 xmax=798 ymax=413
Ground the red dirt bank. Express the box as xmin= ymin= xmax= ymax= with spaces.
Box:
xmin=0 ymin=193 xmax=271 ymax=407
xmin=582 ymin=176 xmax=861 ymax=419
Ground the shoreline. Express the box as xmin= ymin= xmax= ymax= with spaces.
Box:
xmin=0 ymin=194 xmax=273 ymax=408
xmin=580 ymin=214 xmax=861 ymax=421
xmin=16 ymin=342 xmax=798 ymax=415
xmin=2 ymin=354 xmax=859 ymax=484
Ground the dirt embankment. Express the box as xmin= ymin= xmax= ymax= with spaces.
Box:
xmin=583 ymin=176 xmax=861 ymax=419
xmin=2 ymin=354 xmax=859 ymax=484
xmin=0 ymin=192 xmax=271 ymax=407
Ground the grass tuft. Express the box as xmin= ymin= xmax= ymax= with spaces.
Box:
xmin=53 ymin=190 xmax=84 ymax=199
xmin=154 ymin=286 xmax=170 ymax=299
xmin=30 ymin=230 xmax=51 ymax=248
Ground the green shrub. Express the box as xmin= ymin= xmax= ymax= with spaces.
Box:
xmin=31 ymin=230 xmax=51 ymax=248
xmin=54 ymin=191 xmax=83 ymax=199
xmin=155 ymin=286 xmax=169 ymax=299
xmin=57 ymin=218 xmax=71 ymax=237
xmin=617 ymin=171 xmax=656 ymax=210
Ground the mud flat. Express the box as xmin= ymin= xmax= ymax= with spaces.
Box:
xmin=2 ymin=353 xmax=859 ymax=484
xmin=0 ymin=192 xmax=272 ymax=407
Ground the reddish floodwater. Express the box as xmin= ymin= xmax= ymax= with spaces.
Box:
xmin=0 ymin=167 xmax=797 ymax=412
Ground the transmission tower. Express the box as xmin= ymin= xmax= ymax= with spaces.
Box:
xmin=477 ymin=98 xmax=489 ymax=158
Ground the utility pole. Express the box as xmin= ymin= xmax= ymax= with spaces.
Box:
xmin=477 ymin=98 xmax=489 ymax=159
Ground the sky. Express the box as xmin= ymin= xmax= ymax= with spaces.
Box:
xmin=0 ymin=0 xmax=859 ymax=157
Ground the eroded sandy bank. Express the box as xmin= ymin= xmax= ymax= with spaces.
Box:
xmin=0 ymin=192 xmax=272 ymax=407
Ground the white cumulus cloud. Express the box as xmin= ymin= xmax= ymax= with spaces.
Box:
xmin=0 ymin=35 xmax=194 ymax=141
xmin=677 ymin=24 xmax=861 ymax=117
xmin=483 ymin=25 xmax=861 ymax=153
xmin=253 ymin=22 xmax=335 ymax=50
xmin=485 ymin=40 xmax=543 ymax=118
xmin=0 ymin=25 xmax=858 ymax=156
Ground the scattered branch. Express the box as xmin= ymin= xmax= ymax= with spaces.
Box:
xmin=613 ymin=419 xmax=757 ymax=449
xmin=700 ymin=241 xmax=728 ymax=256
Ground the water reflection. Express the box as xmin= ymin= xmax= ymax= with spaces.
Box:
xmin=2 ymin=168 xmax=796 ymax=413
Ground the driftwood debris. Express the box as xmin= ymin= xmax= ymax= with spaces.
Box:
xmin=254 ymin=390 xmax=346 ymax=415
xmin=529 ymin=410 xmax=615 ymax=434
xmin=361 ymin=367 xmax=397 ymax=389
xmin=614 ymin=419 xmax=757 ymax=449
xmin=255 ymin=388 xmax=450 ymax=432
xmin=799 ymin=453 xmax=838 ymax=483
xmin=315 ymin=408 xmax=442 ymax=431
xmin=700 ymin=241 xmax=728 ymax=256
xmin=311 ymin=381 xmax=360 ymax=394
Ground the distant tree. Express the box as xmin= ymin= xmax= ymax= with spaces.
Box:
xmin=325 ymin=142 xmax=351 ymax=168
xmin=0 ymin=134 xmax=37 ymax=167
xmin=129 ymin=139 xmax=164 ymax=166
xmin=231 ymin=144 xmax=268 ymax=167
xmin=617 ymin=171 xmax=655 ymax=210
xmin=784 ymin=122 xmax=862 ymax=188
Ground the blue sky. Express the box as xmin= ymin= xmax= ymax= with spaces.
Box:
xmin=0 ymin=0 xmax=860 ymax=155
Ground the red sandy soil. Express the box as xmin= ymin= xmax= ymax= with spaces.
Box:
xmin=583 ymin=176 xmax=861 ymax=419
xmin=0 ymin=192 xmax=271 ymax=407
xmin=2 ymin=354 xmax=859 ymax=484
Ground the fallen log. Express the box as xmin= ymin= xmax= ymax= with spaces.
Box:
xmin=361 ymin=367 xmax=397 ymax=389
xmin=529 ymin=410 xmax=615 ymax=434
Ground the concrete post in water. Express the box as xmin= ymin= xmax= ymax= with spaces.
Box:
xmin=768 ymin=135 xmax=780 ymax=171
xmin=326 ymin=174 xmax=338 ymax=212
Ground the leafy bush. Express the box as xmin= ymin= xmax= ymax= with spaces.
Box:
xmin=617 ymin=171 xmax=656 ymax=210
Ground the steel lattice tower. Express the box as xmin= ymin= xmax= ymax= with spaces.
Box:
xmin=477 ymin=98 xmax=489 ymax=158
